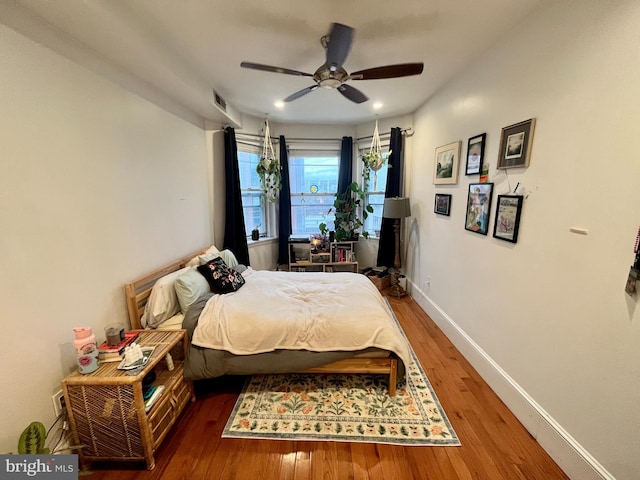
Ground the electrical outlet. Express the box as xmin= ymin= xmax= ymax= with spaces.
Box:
xmin=52 ymin=389 xmax=66 ymax=417
xmin=424 ymin=276 xmax=431 ymax=291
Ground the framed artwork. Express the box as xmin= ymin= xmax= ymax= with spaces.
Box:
xmin=464 ymin=183 xmax=494 ymax=235
xmin=497 ymin=118 xmax=536 ymax=169
xmin=433 ymin=141 xmax=461 ymax=185
xmin=493 ymin=195 xmax=524 ymax=243
xmin=434 ymin=193 xmax=452 ymax=216
xmin=465 ymin=133 xmax=486 ymax=175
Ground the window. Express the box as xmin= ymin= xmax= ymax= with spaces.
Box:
xmin=361 ymin=147 xmax=390 ymax=237
xmin=237 ymin=147 xmax=267 ymax=237
xmin=288 ymin=148 xmax=340 ymax=237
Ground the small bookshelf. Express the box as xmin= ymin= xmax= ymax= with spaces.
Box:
xmin=288 ymin=240 xmax=358 ymax=273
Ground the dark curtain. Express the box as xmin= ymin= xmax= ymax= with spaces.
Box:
xmin=336 ymin=136 xmax=353 ymax=195
xmin=277 ymin=135 xmax=292 ymax=266
xmin=223 ymin=127 xmax=250 ymax=266
xmin=376 ymin=127 xmax=404 ymax=268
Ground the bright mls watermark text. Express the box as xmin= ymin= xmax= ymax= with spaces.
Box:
xmin=1 ymin=455 xmax=77 ymax=479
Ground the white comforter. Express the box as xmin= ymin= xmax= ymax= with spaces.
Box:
xmin=191 ymin=269 xmax=412 ymax=369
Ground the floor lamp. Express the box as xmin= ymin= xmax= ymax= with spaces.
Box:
xmin=383 ymin=197 xmax=411 ymax=298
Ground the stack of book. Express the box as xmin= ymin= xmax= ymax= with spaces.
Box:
xmin=98 ymin=331 xmax=139 ymax=362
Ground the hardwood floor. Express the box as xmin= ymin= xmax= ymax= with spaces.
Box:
xmin=87 ymin=295 xmax=569 ymax=480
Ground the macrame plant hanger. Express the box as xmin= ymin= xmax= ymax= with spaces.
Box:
xmin=257 ymin=118 xmax=280 ymax=203
xmin=365 ymin=118 xmax=387 ymax=191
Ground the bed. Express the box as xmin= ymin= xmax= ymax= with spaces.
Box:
xmin=124 ymin=247 xmax=411 ymax=396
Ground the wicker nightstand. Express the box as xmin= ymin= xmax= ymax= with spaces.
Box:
xmin=62 ymin=329 xmax=194 ymax=470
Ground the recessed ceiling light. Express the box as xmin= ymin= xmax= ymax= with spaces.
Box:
xmin=274 ymin=101 xmax=285 ymax=109
xmin=373 ymin=102 xmax=383 ymax=110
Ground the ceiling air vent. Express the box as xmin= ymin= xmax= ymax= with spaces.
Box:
xmin=213 ymin=90 xmax=227 ymax=112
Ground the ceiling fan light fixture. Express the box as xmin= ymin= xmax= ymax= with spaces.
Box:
xmin=314 ymin=66 xmax=348 ymax=89
xmin=319 ymin=78 xmax=342 ymax=88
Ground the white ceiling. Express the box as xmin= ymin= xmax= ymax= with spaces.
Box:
xmin=3 ymin=0 xmax=546 ymax=126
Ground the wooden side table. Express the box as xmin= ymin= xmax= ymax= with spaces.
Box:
xmin=62 ymin=329 xmax=194 ymax=470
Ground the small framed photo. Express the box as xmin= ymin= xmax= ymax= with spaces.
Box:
xmin=433 ymin=141 xmax=461 ymax=185
xmin=465 ymin=133 xmax=486 ymax=175
xmin=497 ymin=118 xmax=536 ymax=169
xmin=493 ymin=195 xmax=524 ymax=243
xmin=465 ymin=183 xmax=494 ymax=235
xmin=434 ymin=193 xmax=452 ymax=216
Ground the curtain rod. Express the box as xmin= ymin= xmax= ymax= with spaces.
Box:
xmin=233 ymin=127 xmax=412 ymax=143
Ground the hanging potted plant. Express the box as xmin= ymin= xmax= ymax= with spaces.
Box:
xmin=256 ymin=118 xmax=281 ymax=203
xmin=361 ymin=119 xmax=391 ymax=191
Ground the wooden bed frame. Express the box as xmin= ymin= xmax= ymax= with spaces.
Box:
xmin=124 ymin=248 xmax=398 ymax=396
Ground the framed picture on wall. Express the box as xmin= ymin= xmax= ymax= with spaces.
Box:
xmin=493 ymin=195 xmax=524 ymax=243
xmin=464 ymin=183 xmax=494 ymax=235
xmin=433 ymin=141 xmax=461 ymax=185
xmin=497 ymin=118 xmax=536 ymax=169
xmin=465 ymin=133 xmax=486 ymax=175
xmin=434 ymin=193 xmax=452 ymax=216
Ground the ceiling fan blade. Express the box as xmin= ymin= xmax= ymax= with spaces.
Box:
xmin=350 ymin=63 xmax=424 ymax=80
xmin=283 ymin=85 xmax=319 ymax=102
xmin=337 ymin=84 xmax=368 ymax=104
xmin=325 ymin=23 xmax=354 ymax=70
xmin=240 ymin=61 xmax=313 ymax=77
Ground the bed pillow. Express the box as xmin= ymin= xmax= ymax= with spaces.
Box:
xmin=141 ymin=266 xmax=190 ymax=328
xmin=218 ymin=249 xmax=239 ymax=268
xmin=186 ymin=244 xmax=220 ymax=267
xmin=193 ymin=249 xmax=239 ymax=268
xmin=175 ymin=267 xmax=211 ymax=314
xmin=197 ymin=257 xmax=245 ymax=294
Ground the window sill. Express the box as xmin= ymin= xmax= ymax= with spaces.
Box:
xmin=248 ymin=237 xmax=278 ymax=247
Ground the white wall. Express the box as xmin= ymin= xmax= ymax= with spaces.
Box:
xmin=406 ymin=1 xmax=640 ymax=479
xmin=0 ymin=25 xmax=211 ymax=451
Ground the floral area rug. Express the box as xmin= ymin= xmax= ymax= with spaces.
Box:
xmin=222 ymin=310 xmax=460 ymax=446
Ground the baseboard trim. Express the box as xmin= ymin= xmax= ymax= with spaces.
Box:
xmin=410 ymin=284 xmax=615 ymax=480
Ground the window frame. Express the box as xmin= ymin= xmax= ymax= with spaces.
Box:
xmin=236 ymin=142 xmax=274 ymax=240
xmin=358 ymin=141 xmax=391 ymax=238
xmin=287 ymin=144 xmax=342 ymax=238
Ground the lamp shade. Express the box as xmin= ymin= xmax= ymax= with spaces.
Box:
xmin=383 ymin=197 xmax=411 ymax=219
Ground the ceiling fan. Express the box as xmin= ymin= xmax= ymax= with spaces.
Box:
xmin=240 ymin=22 xmax=424 ymax=104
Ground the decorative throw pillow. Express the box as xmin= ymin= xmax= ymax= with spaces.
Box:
xmin=197 ymin=257 xmax=245 ymax=294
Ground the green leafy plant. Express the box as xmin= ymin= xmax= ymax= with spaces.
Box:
xmin=18 ymin=422 xmax=49 ymax=454
xmin=17 ymin=420 xmax=86 ymax=456
xmin=256 ymin=156 xmax=281 ymax=203
xmin=362 ymin=150 xmax=390 ymax=192
xmin=333 ymin=182 xmax=373 ymax=241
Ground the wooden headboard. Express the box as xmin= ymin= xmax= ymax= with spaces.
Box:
xmin=124 ymin=247 xmax=208 ymax=330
